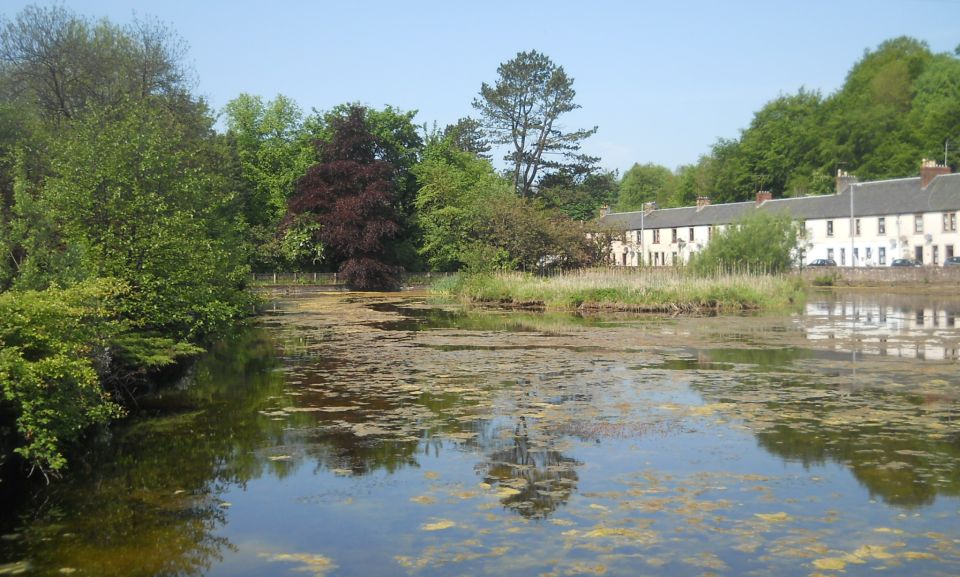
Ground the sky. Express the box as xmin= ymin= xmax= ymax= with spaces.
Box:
xmin=4 ymin=0 xmax=959 ymax=174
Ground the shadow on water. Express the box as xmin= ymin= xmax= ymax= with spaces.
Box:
xmin=2 ymin=290 xmax=959 ymax=576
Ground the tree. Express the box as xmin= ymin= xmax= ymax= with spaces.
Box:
xmin=473 ymin=50 xmax=597 ymax=198
xmin=413 ymin=134 xmax=512 ymax=271
xmin=0 ymin=5 xmax=192 ymax=125
xmin=690 ymin=211 xmax=804 ymax=275
xmin=442 ymin=116 xmax=491 ymax=158
xmin=616 ymin=163 xmax=675 ymax=211
xmin=286 ymin=106 xmax=402 ymax=290
xmin=538 ymin=168 xmax=618 ymax=221
xmin=43 ymin=99 xmax=251 ymax=340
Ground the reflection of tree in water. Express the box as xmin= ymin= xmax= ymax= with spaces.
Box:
xmin=691 ymin=373 xmax=960 ymax=509
xmin=0 ymin=328 xmax=286 ymax=576
xmin=475 ymin=416 xmax=580 ymax=520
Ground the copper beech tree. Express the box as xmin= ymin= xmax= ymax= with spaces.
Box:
xmin=285 ymin=106 xmax=402 ymax=290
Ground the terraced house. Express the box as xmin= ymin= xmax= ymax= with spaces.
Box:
xmin=600 ymin=160 xmax=960 ymax=268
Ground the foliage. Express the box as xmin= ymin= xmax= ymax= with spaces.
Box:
xmin=616 ymin=163 xmax=675 ymax=211
xmin=473 ymin=50 xmax=597 ymax=198
xmin=413 ymin=135 xmax=513 ymax=271
xmin=657 ymin=37 xmax=958 ymax=204
xmin=0 ymin=5 xmax=194 ymax=124
xmin=689 ymin=211 xmax=804 ymax=275
xmin=222 ymin=93 xmax=316 ymax=231
xmin=0 ymin=280 xmax=127 ymax=472
xmin=286 ymin=106 xmax=403 ymax=290
xmin=538 ymin=168 xmax=619 ymax=221
xmin=414 ymin=135 xmax=594 ymax=273
xmin=435 ymin=269 xmax=804 ymax=312
xmin=442 ymin=116 xmax=491 ymax=158
xmin=42 ymin=99 xmax=251 ymax=340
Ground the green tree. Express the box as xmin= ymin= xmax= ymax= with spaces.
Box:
xmin=616 ymin=163 xmax=675 ymax=211
xmin=473 ymin=50 xmax=597 ymax=198
xmin=690 ymin=211 xmax=804 ymax=275
xmin=538 ymin=168 xmax=619 ymax=221
xmin=413 ymin=135 xmax=513 ymax=270
xmin=43 ymin=99 xmax=251 ymax=340
xmin=0 ymin=5 xmax=192 ymax=124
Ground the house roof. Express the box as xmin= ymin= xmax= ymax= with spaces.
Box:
xmin=600 ymin=173 xmax=960 ymax=230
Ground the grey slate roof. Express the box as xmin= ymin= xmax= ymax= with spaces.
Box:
xmin=600 ymin=173 xmax=960 ymax=230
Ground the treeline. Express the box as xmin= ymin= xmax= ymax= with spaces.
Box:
xmin=0 ymin=6 xmax=255 ymax=475
xmin=616 ymin=37 xmax=960 ymax=211
xmin=0 ymin=3 xmax=955 ymax=475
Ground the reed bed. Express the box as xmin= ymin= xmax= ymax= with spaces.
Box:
xmin=432 ymin=268 xmax=804 ymax=312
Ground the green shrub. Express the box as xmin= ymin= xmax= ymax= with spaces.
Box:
xmin=0 ymin=280 xmax=126 ymax=473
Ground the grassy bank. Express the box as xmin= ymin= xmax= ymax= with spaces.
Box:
xmin=432 ymin=269 xmax=805 ymax=312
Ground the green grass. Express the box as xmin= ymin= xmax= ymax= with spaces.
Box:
xmin=432 ymin=269 xmax=805 ymax=312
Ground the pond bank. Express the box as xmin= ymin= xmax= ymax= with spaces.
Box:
xmin=433 ymin=271 xmax=804 ymax=312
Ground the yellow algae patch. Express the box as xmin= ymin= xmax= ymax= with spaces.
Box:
xmin=754 ymin=512 xmax=792 ymax=522
xmin=812 ymin=557 xmax=847 ymax=571
xmin=566 ymin=563 xmax=608 ymax=575
xmin=551 ymin=518 xmax=576 ymax=527
xmin=901 ymin=551 xmax=938 ymax=560
xmin=422 ymin=519 xmax=456 ymax=531
xmin=494 ymin=487 xmax=522 ymax=499
xmin=410 ymin=495 xmax=436 ymax=505
xmin=852 ymin=545 xmax=894 ymax=560
xmin=423 ymin=471 xmax=440 ymax=480
xmin=873 ymin=527 xmax=904 ymax=535
xmin=258 ymin=552 xmax=337 ymax=577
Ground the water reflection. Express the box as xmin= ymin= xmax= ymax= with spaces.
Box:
xmin=805 ymin=293 xmax=960 ymax=360
xmin=2 ymin=290 xmax=959 ymax=577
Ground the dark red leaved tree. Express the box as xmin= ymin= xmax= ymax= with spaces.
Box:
xmin=286 ymin=106 xmax=402 ymax=290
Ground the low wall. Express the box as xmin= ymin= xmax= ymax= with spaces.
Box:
xmin=800 ymin=266 xmax=960 ymax=286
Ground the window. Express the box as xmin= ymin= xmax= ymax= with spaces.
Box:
xmin=878 ymin=217 xmax=886 ymax=235
xmin=952 ymin=213 xmax=957 ymax=231
xmin=636 ymin=230 xmax=642 ymax=244
xmin=933 ymin=245 xmax=940 ymax=265
xmin=827 ymin=220 xmax=834 ymax=236
xmin=671 ymin=228 xmax=678 ymax=243
xmin=689 ymin=227 xmax=695 ymax=242
xmin=946 ymin=212 xmax=958 ymax=232
xmin=915 ymin=214 xmax=924 ymax=234
xmin=840 ymin=248 xmax=846 ymax=265
xmin=866 ymin=247 xmax=872 ymax=262
xmin=708 ymin=226 xmax=714 ymax=240
xmin=653 ymin=229 xmax=660 ymax=244
xmin=827 ymin=248 xmax=834 ymax=261
xmin=879 ymin=247 xmax=886 ymax=265
xmin=853 ymin=247 xmax=859 ymax=264
xmin=855 ymin=218 xmax=861 ymax=236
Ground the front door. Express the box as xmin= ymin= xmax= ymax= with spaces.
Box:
xmin=915 ymin=246 xmax=924 ymax=264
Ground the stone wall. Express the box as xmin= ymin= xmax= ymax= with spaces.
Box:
xmin=801 ymin=266 xmax=960 ymax=286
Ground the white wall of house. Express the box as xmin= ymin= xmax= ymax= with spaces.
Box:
xmin=609 ymin=210 xmax=959 ymax=268
xmin=804 ymin=211 xmax=959 ymax=266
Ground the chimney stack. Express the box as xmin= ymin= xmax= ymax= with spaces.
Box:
xmin=755 ymin=191 xmax=772 ymax=206
xmin=643 ymin=201 xmax=657 ymax=215
xmin=920 ymin=158 xmax=951 ymax=188
xmin=836 ymin=169 xmax=858 ymax=194
xmin=599 ymin=204 xmax=610 ymax=217
xmin=696 ymin=196 xmax=711 ymax=210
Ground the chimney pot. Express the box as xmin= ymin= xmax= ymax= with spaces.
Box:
xmin=755 ymin=191 xmax=773 ymax=205
xmin=920 ymin=158 xmax=951 ymax=188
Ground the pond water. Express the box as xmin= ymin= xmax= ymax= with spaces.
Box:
xmin=2 ymin=290 xmax=959 ymax=576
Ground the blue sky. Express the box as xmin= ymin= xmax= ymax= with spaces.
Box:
xmin=4 ymin=0 xmax=959 ymax=174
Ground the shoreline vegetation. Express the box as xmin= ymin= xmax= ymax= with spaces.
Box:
xmin=431 ymin=269 xmax=806 ymax=312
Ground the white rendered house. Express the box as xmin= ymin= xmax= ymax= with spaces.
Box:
xmin=600 ymin=160 xmax=960 ymax=267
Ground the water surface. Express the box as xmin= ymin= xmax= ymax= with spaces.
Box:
xmin=2 ymin=290 xmax=959 ymax=576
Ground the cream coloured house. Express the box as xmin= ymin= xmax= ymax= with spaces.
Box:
xmin=600 ymin=160 xmax=960 ymax=267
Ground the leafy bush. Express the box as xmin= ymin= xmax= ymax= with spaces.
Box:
xmin=690 ymin=211 xmax=804 ymax=276
xmin=0 ymin=280 xmax=126 ymax=473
